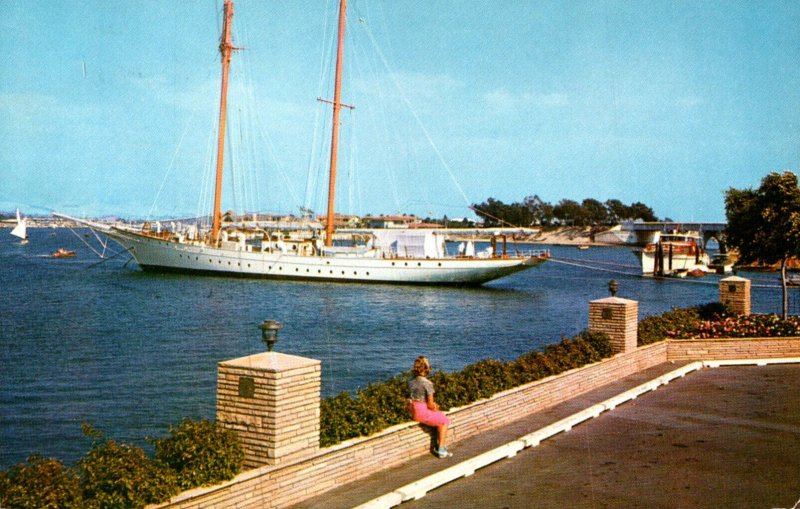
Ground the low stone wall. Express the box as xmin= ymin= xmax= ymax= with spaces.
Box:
xmin=152 ymin=343 xmax=669 ymax=509
xmin=151 ymin=337 xmax=800 ymax=509
xmin=668 ymin=337 xmax=800 ymax=361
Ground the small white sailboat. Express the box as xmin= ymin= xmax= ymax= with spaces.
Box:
xmin=57 ymin=0 xmax=548 ymax=286
xmin=10 ymin=208 xmax=28 ymax=245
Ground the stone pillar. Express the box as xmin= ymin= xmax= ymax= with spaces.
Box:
xmin=589 ymin=297 xmax=639 ymax=354
xmin=720 ymin=276 xmax=751 ymax=315
xmin=217 ymin=352 xmax=321 ymax=469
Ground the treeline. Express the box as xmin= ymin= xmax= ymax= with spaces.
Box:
xmin=471 ymin=195 xmax=660 ymax=228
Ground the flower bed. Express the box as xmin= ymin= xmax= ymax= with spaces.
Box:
xmin=639 ymin=302 xmax=800 ymax=343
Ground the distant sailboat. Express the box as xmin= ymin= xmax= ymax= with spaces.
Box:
xmin=57 ymin=0 xmax=548 ymax=286
xmin=10 ymin=209 xmax=28 ymax=245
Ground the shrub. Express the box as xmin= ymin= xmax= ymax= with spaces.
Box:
xmin=638 ymin=302 xmax=728 ymax=345
xmin=78 ymin=425 xmax=179 ymax=509
xmin=0 ymin=454 xmax=83 ymax=509
xmin=152 ymin=418 xmax=244 ymax=489
xmin=320 ymin=330 xmax=614 ymax=447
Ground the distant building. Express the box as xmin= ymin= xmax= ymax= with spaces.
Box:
xmin=363 ymin=215 xmax=418 ymax=229
xmin=318 ymin=214 xmax=361 ymax=229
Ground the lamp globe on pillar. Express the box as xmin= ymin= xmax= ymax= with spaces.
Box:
xmin=260 ymin=319 xmax=283 ymax=352
xmin=608 ymin=279 xmax=619 ymax=297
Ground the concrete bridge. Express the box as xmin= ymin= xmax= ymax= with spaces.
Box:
xmin=622 ymin=221 xmax=727 ymax=249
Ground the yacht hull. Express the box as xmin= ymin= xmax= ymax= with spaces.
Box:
xmin=106 ymin=228 xmax=545 ymax=286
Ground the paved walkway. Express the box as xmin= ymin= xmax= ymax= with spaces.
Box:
xmin=291 ymin=362 xmax=800 ymax=509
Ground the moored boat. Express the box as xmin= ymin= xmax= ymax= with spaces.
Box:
xmin=635 ymin=231 xmax=711 ymax=276
xmin=56 ymin=1 xmax=547 ymax=286
xmin=51 ymin=248 xmax=76 ymax=258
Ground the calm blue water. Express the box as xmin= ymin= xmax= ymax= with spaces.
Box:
xmin=0 ymin=228 xmax=789 ymax=468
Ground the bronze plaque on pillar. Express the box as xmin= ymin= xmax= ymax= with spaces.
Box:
xmin=238 ymin=376 xmax=255 ymax=398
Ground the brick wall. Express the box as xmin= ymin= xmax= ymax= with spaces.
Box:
xmin=668 ymin=337 xmax=800 ymax=361
xmin=151 ymin=343 xmax=669 ymax=509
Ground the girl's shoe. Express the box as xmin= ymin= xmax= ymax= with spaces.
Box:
xmin=436 ymin=447 xmax=453 ymax=458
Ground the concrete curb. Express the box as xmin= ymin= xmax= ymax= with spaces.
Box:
xmin=353 ymin=358 xmax=800 ymax=509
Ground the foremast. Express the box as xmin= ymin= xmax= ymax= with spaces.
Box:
xmin=211 ymin=0 xmax=236 ymax=246
xmin=323 ymin=0 xmax=351 ymax=247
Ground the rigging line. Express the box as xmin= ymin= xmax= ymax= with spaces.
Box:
xmin=349 ymin=18 xmax=401 ymax=212
xmin=86 ymin=247 xmax=134 ymax=270
xmin=546 ymin=257 xmax=641 ymax=277
xmin=147 ymin=103 xmax=200 ymax=221
xmin=552 ymin=255 xmax=641 ymax=269
xmin=305 ymin=0 xmax=336 ymax=214
xmin=469 ymin=205 xmax=526 ymax=228
xmin=358 ymin=21 xmax=473 ymax=209
xmin=64 ymin=226 xmax=109 ymax=259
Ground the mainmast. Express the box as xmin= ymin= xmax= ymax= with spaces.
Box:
xmin=211 ymin=0 xmax=236 ymax=246
xmin=324 ymin=0 xmax=349 ymax=247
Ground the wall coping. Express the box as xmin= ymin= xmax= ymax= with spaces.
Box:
xmin=670 ymin=336 xmax=800 ymax=342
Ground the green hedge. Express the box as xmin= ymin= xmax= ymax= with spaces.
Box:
xmin=152 ymin=418 xmax=244 ymax=490
xmin=320 ymin=330 xmax=613 ymax=447
xmin=0 ymin=420 xmax=243 ymax=509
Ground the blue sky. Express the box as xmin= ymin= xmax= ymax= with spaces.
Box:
xmin=1 ymin=1 xmax=798 ymax=222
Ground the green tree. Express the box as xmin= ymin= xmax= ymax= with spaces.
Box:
xmin=627 ymin=202 xmax=658 ymax=222
xmin=523 ymin=195 xmax=554 ymax=226
xmin=725 ymin=171 xmax=800 ymax=317
xmin=581 ymin=198 xmax=609 ymax=225
xmin=552 ymin=199 xmax=584 ymax=226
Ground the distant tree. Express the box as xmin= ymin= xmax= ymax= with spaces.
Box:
xmin=552 ymin=199 xmax=584 ymax=226
xmin=523 ymin=195 xmax=554 ymax=226
xmin=604 ymin=199 xmax=628 ymax=223
xmin=581 ymin=198 xmax=609 ymax=225
xmin=725 ymin=171 xmax=800 ymax=317
xmin=472 ymin=198 xmax=534 ymax=227
xmin=627 ymin=202 xmax=658 ymax=222
xmin=474 ymin=195 xmax=659 ymax=228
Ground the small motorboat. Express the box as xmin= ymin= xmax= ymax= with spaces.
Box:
xmin=51 ymin=248 xmax=76 ymax=258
